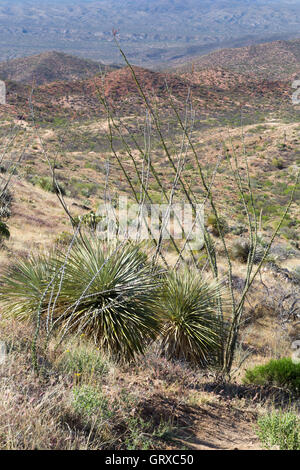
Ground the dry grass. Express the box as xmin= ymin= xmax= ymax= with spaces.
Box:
xmin=0 ymin=299 xmax=297 ymax=450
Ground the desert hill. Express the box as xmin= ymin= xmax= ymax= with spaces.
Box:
xmin=3 ymin=63 xmax=290 ymax=122
xmin=0 ymin=40 xmax=295 ymax=124
xmin=0 ymin=51 xmax=120 ymax=85
xmin=174 ymin=39 xmax=300 ymax=81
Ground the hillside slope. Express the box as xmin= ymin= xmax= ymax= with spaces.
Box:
xmin=3 ymin=63 xmax=290 ymax=122
xmin=0 ymin=51 xmax=119 ymax=85
xmin=174 ymin=39 xmax=300 ymax=80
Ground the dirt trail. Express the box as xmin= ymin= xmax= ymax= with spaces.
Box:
xmin=281 ymin=258 xmax=300 ymax=271
xmin=176 ymin=402 xmax=262 ymax=450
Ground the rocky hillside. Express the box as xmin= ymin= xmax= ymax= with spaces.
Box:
xmin=0 ymin=51 xmax=119 ymax=85
xmin=174 ymin=39 xmax=300 ymax=80
xmin=3 ymin=64 xmax=290 ymax=122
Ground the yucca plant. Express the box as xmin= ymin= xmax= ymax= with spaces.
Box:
xmin=231 ymin=239 xmax=265 ymax=264
xmin=51 ymin=237 xmax=160 ymax=361
xmin=0 ymin=252 xmax=59 ymax=321
xmin=0 ymin=238 xmax=160 ymax=362
xmin=155 ymin=269 xmax=225 ymax=367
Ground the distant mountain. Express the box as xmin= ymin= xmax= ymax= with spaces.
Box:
xmin=5 ymin=63 xmax=290 ymax=122
xmin=1 ymin=1 xmax=300 ymax=66
xmin=174 ymin=39 xmax=300 ymax=80
xmin=0 ymin=51 xmax=119 ymax=85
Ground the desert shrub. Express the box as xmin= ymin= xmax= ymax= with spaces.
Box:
xmin=231 ymin=224 xmax=247 ymax=236
xmin=0 ymin=252 xmax=58 ymax=321
xmin=272 ymin=157 xmax=284 ymax=169
xmin=35 ymin=176 xmax=52 ymax=192
xmin=243 ymin=358 xmax=300 ymax=395
xmin=72 ymin=385 xmax=173 ymax=450
xmin=293 ymin=267 xmax=300 ymax=281
xmin=125 ymin=415 xmax=173 ymax=450
xmin=59 ymin=346 xmax=109 ymax=377
xmin=231 ymin=239 xmax=264 ymax=263
xmin=54 ymin=237 xmax=159 ymax=361
xmin=54 ymin=231 xmax=73 ymax=247
xmin=0 ymin=238 xmax=159 ymax=362
xmin=33 ymin=176 xmax=66 ymax=195
xmin=155 ymin=269 xmax=225 ymax=367
xmin=73 ymin=211 xmax=103 ymax=231
xmin=0 ymin=220 xmax=10 ymax=242
xmin=69 ymin=179 xmax=98 ymax=198
xmin=73 ymin=384 xmax=115 ymax=419
xmin=207 ymin=214 xmax=229 ymax=237
xmin=112 ymin=389 xmax=173 ymax=450
xmin=281 ymin=226 xmax=300 ymax=241
xmin=257 ymin=410 xmax=299 ymax=450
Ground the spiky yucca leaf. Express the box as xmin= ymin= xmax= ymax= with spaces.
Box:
xmin=156 ymin=269 xmax=224 ymax=367
xmin=0 ymin=253 xmax=58 ymax=321
xmin=52 ymin=237 xmax=160 ymax=361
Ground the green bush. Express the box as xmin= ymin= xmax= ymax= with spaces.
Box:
xmin=231 ymin=239 xmax=264 ymax=263
xmin=54 ymin=231 xmax=73 ymax=247
xmin=55 ymin=238 xmax=159 ymax=361
xmin=257 ymin=410 xmax=299 ymax=450
xmin=0 ymin=252 xmax=58 ymax=321
xmin=155 ymin=269 xmax=225 ymax=367
xmin=207 ymin=214 xmax=229 ymax=237
xmin=281 ymin=226 xmax=300 ymax=241
xmin=125 ymin=415 xmax=173 ymax=450
xmin=73 ymin=211 xmax=103 ymax=231
xmin=231 ymin=224 xmax=247 ymax=236
xmin=272 ymin=157 xmax=284 ymax=170
xmin=73 ymin=385 xmax=114 ymax=419
xmin=0 ymin=220 xmax=10 ymax=241
xmin=243 ymin=358 xmax=300 ymax=395
xmin=69 ymin=179 xmax=98 ymax=198
xmin=60 ymin=346 xmax=109 ymax=377
xmin=72 ymin=386 xmax=173 ymax=449
xmin=33 ymin=176 xmax=66 ymax=195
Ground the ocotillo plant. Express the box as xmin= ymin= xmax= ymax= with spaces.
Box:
xmin=93 ymin=39 xmax=300 ymax=377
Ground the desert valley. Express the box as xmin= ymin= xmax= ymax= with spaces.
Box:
xmin=0 ymin=3 xmax=299 ymax=453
